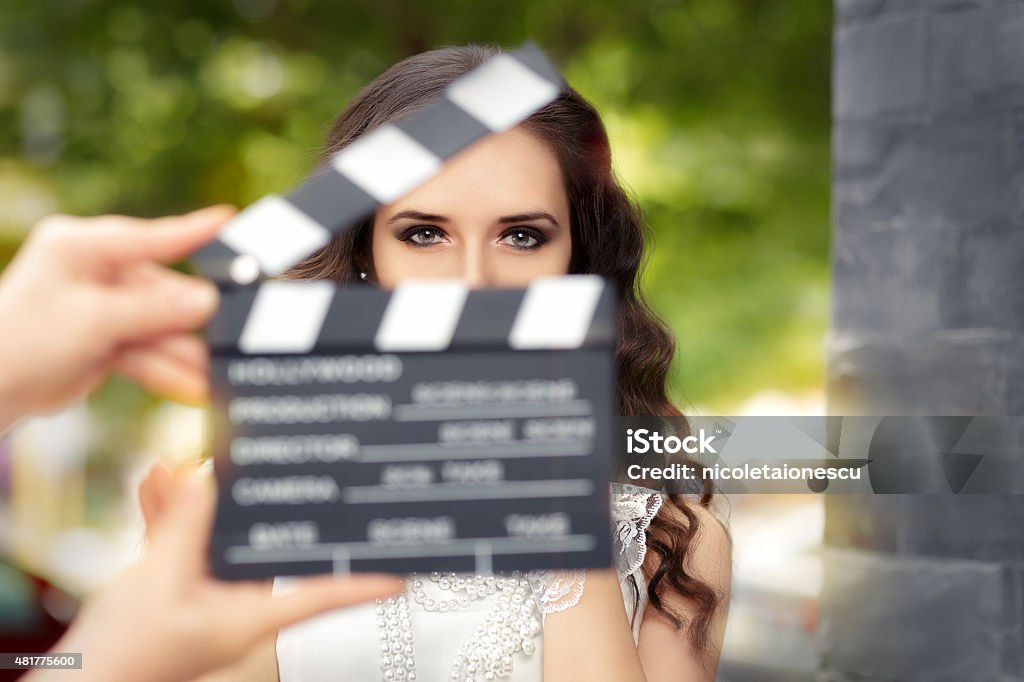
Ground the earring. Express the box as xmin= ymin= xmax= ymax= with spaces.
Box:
xmin=359 ymin=271 xmax=368 ymax=281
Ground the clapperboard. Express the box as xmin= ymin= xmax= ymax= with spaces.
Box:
xmin=196 ymin=44 xmax=617 ymax=579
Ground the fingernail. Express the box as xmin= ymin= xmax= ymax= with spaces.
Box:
xmin=179 ymin=281 xmax=219 ymax=316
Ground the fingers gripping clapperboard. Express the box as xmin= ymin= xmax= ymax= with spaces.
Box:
xmin=194 ymin=44 xmax=617 ymax=579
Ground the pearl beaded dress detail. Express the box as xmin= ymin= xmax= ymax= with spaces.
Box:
xmin=274 ymin=488 xmax=727 ymax=682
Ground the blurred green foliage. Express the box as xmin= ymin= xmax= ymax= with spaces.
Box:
xmin=0 ymin=0 xmax=831 ymax=416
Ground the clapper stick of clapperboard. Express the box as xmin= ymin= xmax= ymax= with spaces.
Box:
xmin=196 ymin=43 xmax=618 ymax=579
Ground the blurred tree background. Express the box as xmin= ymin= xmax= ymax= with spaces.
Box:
xmin=0 ymin=0 xmax=831 ymax=480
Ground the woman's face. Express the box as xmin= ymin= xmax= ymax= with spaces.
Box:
xmin=369 ymin=126 xmax=572 ymax=288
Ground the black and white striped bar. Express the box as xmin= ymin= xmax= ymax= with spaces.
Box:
xmin=194 ymin=43 xmax=564 ymax=285
xmin=207 ymin=276 xmax=615 ymax=355
xmin=208 ymin=276 xmax=617 ymax=579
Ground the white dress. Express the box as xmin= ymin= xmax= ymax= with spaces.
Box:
xmin=274 ymin=487 xmax=729 ymax=682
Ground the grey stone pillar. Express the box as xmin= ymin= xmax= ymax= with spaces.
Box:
xmin=824 ymin=1 xmax=1024 ymax=680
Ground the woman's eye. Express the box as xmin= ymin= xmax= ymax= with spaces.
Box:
xmin=499 ymin=228 xmax=545 ymax=250
xmin=400 ymin=226 xmax=446 ymax=246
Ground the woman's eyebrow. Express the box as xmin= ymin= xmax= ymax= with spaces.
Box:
xmin=387 ymin=210 xmax=449 ymax=224
xmin=497 ymin=211 xmax=560 ymax=227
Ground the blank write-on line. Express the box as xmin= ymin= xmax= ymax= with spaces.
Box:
xmin=226 ymin=535 xmax=599 ymax=564
xmin=341 ymin=479 xmax=595 ymax=504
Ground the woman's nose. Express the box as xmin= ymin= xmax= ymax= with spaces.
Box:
xmin=459 ymin=247 xmax=495 ymax=289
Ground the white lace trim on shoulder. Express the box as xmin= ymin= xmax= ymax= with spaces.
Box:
xmin=527 ymin=487 xmax=666 ymax=617
xmin=527 ymin=569 xmax=586 ymax=618
xmin=611 ymin=488 xmax=664 ymax=580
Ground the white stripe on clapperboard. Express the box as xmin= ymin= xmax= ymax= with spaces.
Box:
xmin=374 ymin=280 xmax=469 ymax=351
xmin=510 ymin=275 xmax=604 ymax=349
xmin=332 ymin=126 xmax=441 ymax=204
xmin=446 ymin=53 xmax=560 ymax=132
xmin=219 ymin=196 xmax=332 ymax=278
xmin=238 ymin=281 xmax=335 ymax=354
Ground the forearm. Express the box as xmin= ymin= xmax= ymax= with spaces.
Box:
xmin=542 ymin=568 xmax=647 ymax=682
xmin=20 ymin=624 xmax=141 ymax=682
xmin=19 ymin=575 xmax=206 ymax=682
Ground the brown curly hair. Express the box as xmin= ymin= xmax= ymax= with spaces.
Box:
xmin=284 ymin=44 xmax=726 ymax=656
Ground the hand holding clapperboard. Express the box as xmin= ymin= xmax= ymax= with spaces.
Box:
xmin=194 ymin=44 xmax=617 ymax=579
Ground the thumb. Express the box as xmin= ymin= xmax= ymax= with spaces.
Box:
xmin=244 ymin=575 xmax=405 ymax=637
xmin=148 ymin=469 xmax=216 ymax=578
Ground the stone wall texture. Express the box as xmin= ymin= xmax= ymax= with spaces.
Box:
xmin=825 ymin=1 xmax=1024 ymax=680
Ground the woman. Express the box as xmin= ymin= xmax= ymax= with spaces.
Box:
xmin=281 ymin=43 xmax=732 ymax=682
xmin=151 ymin=44 xmax=732 ymax=682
